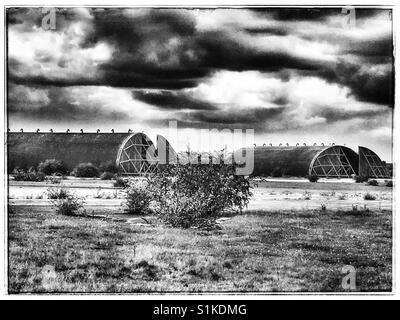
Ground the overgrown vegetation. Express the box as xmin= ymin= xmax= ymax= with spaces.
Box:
xmin=51 ymin=197 xmax=85 ymax=216
xmin=37 ymin=159 xmax=68 ymax=176
xmin=386 ymin=180 xmax=393 ymax=187
xmin=12 ymin=167 xmax=45 ymax=182
xmin=367 ymin=179 xmax=379 ymax=186
xmin=8 ymin=206 xmax=392 ymax=292
xmin=364 ymin=193 xmax=377 ymax=201
xmin=46 ymin=188 xmax=84 ymax=216
xmin=46 ymin=188 xmax=71 ymax=199
xmin=46 ymin=174 xmax=62 ymax=184
xmin=71 ymin=163 xmax=99 ymax=178
xmin=123 ymin=181 xmax=152 ymax=214
xmin=146 ymin=164 xmax=252 ymax=228
xmin=113 ymin=177 xmax=129 ymax=188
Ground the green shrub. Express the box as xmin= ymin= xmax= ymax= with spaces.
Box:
xmin=123 ymin=181 xmax=152 ymax=214
xmin=100 ymin=171 xmax=115 ymax=180
xmin=47 ymin=187 xmax=71 ymax=199
xmin=354 ymin=175 xmax=368 ymax=183
xmin=113 ymin=177 xmax=129 ymax=188
xmin=12 ymin=167 xmax=45 ymax=182
xmin=367 ymin=179 xmax=379 ymax=186
xmin=38 ymin=159 xmax=68 ymax=175
xmin=147 ymin=164 xmax=252 ymax=228
xmin=99 ymin=161 xmax=119 ymax=174
xmin=72 ymin=163 xmax=99 ymax=178
xmin=307 ymin=174 xmax=319 ymax=183
xmin=364 ymin=193 xmax=377 ymax=200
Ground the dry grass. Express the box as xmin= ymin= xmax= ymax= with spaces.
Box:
xmin=8 ymin=205 xmax=392 ymax=293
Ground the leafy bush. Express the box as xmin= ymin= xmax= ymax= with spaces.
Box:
xmin=147 ymin=164 xmax=252 ymax=228
xmin=38 ymin=159 xmax=68 ymax=175
xmin=47 ymin=187 xmax=71 ymax=199
xmin=12 ymin=167 xmax=45 ymax=182
xmin=71 ymin=163 xmax=99 ymax=178
xmin=113 ymin=177 xmax=129 ymax=188
xmin=51 ymin=197 xmax=85 ymax=216
xmin=46 ymin=174 xmax=62 ymax=184
xmin=354 ymin=175 xmax=368 ymax=183
xmin=100 ymin=171 xmax=115 ymax=180
xmin=123 ymin=181 xmax=152 ymax=214
xmin=307 ymin=174 xmax=319 ymax=183
xmin=47 ymin=188 xmax=84 ymax=216
xmin=386 ymin=180 xmax=393 ymax=187
xmin=364 ymin=193 xmax=377 ymax=200
xmin=367 ymin=179 xmax=379 ymax=186
xmin=11 ymin=168 xmax=27 ymax=181
xmin=99 ymin=161 xmax=119 ymax=174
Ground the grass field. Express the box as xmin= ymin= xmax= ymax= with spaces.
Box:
xmin=9 ymin=204 xmax=392 ymax=293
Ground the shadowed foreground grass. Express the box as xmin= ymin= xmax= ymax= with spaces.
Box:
xmin=9 ymin=205 xmax=391 ymax=293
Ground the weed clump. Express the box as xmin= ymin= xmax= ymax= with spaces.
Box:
xmin=47 ymin=188 xmax=85 ymax=216
xmin=364 ymin=193 xmax=377 ymax=201
xmin=114 ymin=177 xmax=129 ymax=188
xmin=367 ymin=179 xmax=379 ymax=186
xmin=52 ymin=198 xmax=85 ymax=216
xmin=47 ymin=188 xmax=71 ymax=199
xmin=12 ymin=167 xmax=45 ymax=182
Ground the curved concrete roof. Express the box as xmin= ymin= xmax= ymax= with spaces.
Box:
xmin=7 ymin=132 xmax=144 ymax=172
xmin=232 ymin=145 xmax=358 ymax=177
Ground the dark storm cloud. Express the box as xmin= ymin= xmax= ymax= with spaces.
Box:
xmin=8 ymin=73 xmax=98 ymax=87
xmin=250 ymin=7 xmax=387 ymax=21
xmin=7 ymin=7 xmax=394 ymax=130
xmin=250 ymin=7 xmax=342 ymax=21
xmin=132 ymin=90 xmax=218 ymax=110
xmin=294 ymin=57 xmax=393 ymax=107
xmin=343 ymin=36 xmax=393 ymax=58
xmin=317 ymin=107 xmax=388 ymax=123
xmin=8 ymin=7 xmax=333 ymax=90
xmin=8 ymin=7 xmax=393 ymax=104
xmin=244 ymin=27 xmax=289 ymax=36
xmin=195 ymin=30 xmax=327 ymax=72
xmin=333 ymin=60 xmax=393 ymax=106
xmin=8 ymin=85 xmax=127 ymax=121
xmin=79 ymin=8 xmax=206 ymax=89
xmin=77 ymin=8 xmax=325 ymax=90
xmin=184 ymin=106 xmax=286 ymax=125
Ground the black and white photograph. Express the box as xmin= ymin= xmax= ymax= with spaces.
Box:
xmin=3 ymin=4 xmax=395 ymax=295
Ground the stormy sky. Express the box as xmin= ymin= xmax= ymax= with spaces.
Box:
xmin=7 ymin=7 xmax=393 ymax=160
